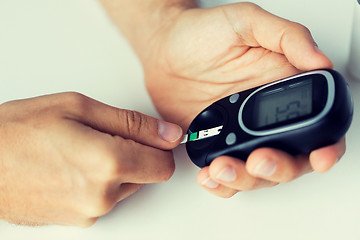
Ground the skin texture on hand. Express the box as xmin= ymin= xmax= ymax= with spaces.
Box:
xmin=143 ymin=3 xmax=333 ymax=128
xmin=141 ymin=3 xmax=345 ymax=197
xmin=0 ymin=92 xmax=182 ymax=227
xmin=100 ymin=1 xmax=346 ymax=198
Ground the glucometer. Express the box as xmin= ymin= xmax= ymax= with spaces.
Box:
xmin=184 ymin=69 xmax=353 ymax=168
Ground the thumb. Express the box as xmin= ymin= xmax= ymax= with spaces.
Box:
xmin=273 ymin=24 xmax=333 ymax=71
xmin=115 ymin=109 xmax=184 ymax=149
xmin=240 ymin=3 xmax=333 ymax=70
xmin=67 ymin=93 xmax=183 ymax=150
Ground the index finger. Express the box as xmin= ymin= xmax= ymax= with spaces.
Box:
xmin=227 ymin=3 xmax=333 ymax=70
xmin=249 ymin=4 xmax=333 ymax=70
xmin=60 ymin=92 xmax=183 ymax=150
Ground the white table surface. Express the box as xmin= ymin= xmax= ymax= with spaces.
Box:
xmin=1 ymin=0 xmax=359 ymax=239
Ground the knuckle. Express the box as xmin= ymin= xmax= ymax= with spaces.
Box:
xmin=99 ymin=137 xmax=176 ymax=183
xmin=99 ymin=160 xmax=121 ymax=181
xmin=99 ymin=149 xmax=123 ymax=177
xmin=111 ymin=139 xmax=175 ymax=183
xmin=59 ymin=92 xmax=90 ymax=115
xmin=157 ymin=152 xmax=175 ymax=182
xmin=121 ymin=110 xmax=149 ymax=137
xmin=81 ymin=191 xmax=116 ymax=217
xmin=78 ymin=217 xmax=99 ymax=228
xmin=60 ymin=91 xmax=85 ymax=104
xmin=242 ymin=2 xmax=260 ymax=11
xmin=282 ymin=157 xmax=308 ymax=183
xmin=109 ymin=159 xmax=129 ymax=180
xmin=159 ymin=166 xmax=175 ymax=182
xmin=219 ymin=190 xmax=238 ymax=199
xmin=289 ymin=22 xmax=311 ymax=35
xmin=240 ymin=178 xmax=261 ymax=191
xmin=281 ymin=167 xmax=299 ymax=183
xmin=97 ymin=138 xmax=139 ymax=180
xmin=106 ymin=138 xmax=135 ymax=176
xmin=79 ymin=140 xmax=120 ymax=180
xmin=76 ymin=173 xmax=119 ymax=217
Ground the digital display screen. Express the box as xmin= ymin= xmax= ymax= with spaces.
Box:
xmin=253 ymin=79 xmax=313 ymax=128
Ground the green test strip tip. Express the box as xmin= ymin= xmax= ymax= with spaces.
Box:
xmin=189 ymin=132 xmax=198 ymax=141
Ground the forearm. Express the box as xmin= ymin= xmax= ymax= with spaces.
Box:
xmin=99 ymin=0 xmax=197 ymax=60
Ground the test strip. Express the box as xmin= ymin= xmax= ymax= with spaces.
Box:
xmin=180 ymin=125 xmax=223 ymax=144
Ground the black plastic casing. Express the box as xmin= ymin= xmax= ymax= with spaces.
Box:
xmin=186 ymin=69 xmax=353 ymax=168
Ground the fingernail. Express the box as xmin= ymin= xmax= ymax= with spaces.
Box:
xmin=201 ymin=177 xmax=219 ymax=189
xmin=158 ymin=120 xmax=183 ymax=142
xmin=216 ymin=166 xmax=237 ymax=182
xmin=251 ymin=158 xmax=277 ymax=177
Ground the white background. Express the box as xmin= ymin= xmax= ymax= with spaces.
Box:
xmin=1 ymin=0 xmax=359 ymax=239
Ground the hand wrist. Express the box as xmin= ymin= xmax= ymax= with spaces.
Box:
xmin=99 ymin=0 xmax=197 ymax=60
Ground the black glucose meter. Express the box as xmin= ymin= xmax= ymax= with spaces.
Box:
xmin=185 ymin=69 xmax=353 ymax=168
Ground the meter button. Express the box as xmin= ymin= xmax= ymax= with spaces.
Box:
xmin=225 ymin=132 xmax=237 ymax=145
xmin=229 ymin=93 xmax=240 ymax=104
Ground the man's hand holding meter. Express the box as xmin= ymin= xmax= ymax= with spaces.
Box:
xmin=0 ymin=0 xmax=349 ymax=228
xmin=101 ymin=1 xmax=346 ymax=198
